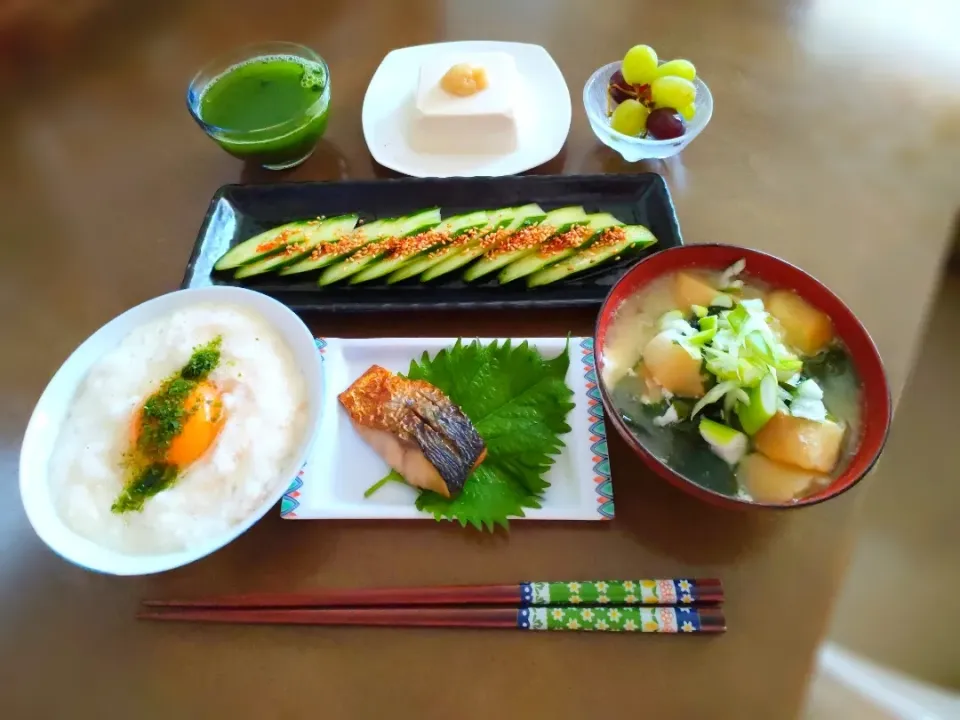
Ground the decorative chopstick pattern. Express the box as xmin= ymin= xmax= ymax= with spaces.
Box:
xmin=143 ymin=578 xmax=722 ymax=610
xmin=137 ymin=606 xmax=725 ymax=633
xmin=520 ymin=579 xmax=721 ymax=606
xmin=519 ymin=606 xmax=723 ymax=633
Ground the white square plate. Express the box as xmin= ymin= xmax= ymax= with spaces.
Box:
xmin=361 ymin=41 xmax=571 ymax=178
xmin=282 ymin=337 xmax=614 ymax=521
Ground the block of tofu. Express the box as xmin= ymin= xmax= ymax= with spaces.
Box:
xmin=737 ymin=453 xmax=830 ymax=503
xmin=766 ymin=290 xmax=834 ymax=356
xmin=409 ymin=52 xmax=520 ymax=155
xmin=753 ymin=411 xmax=845 ymax=473
xmin=674 ymin=271 xmax=720 ymax=310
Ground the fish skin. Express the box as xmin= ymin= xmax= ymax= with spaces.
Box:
xmin=338 ymin=365 xmax=486 ymax=498
xmin=406 ymin=384 xmax=487 ymax=475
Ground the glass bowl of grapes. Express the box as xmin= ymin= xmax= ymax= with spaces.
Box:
xmin=584 ymin=44 xmax=713 ymax=162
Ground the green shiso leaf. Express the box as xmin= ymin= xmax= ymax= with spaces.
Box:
xmin=401 ymin=338 xmax=575 ymax=531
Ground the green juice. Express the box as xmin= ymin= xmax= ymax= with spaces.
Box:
xmin=197 ymin=55 xmax=330 ymax=169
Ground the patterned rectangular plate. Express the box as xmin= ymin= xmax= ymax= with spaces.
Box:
xmin=282 ymin=336 xmax=614 ymax=521
xmin=180 ymin=174 xmax=682 ymax=312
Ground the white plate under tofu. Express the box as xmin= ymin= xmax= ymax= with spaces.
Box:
xmin=362 ymin=41 xmax=571 ymax=178
xmin=281 ymin=337 xmax=614 ymax=521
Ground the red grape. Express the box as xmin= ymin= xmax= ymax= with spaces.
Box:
xmin=646 ymin=108 xmax=686 ymax=139
xmin=608 ymin=69 xmax=636 ymax=105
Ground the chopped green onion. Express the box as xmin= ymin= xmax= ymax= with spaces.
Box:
xmin=658 ymin=310 xmax=686 ymax=330
xmin=657 ymin=311 xmax=699 ymax=353
xmin=655 ymin=288 xmax=808 ymax=428
xmin=727 ymin=304 xmax=749 ymax=333
xmin=745 ymin=331 xmax=772 ymax=360
xmin=699 ymin=315 xmax=718 ymax=331
xmin=699 ymin=418 xmax=748 ymax=465
xmin=737 ymin=361 xmax=766 ymax=387
xmin=722 ymin=389 xmax=738 ymax=423
xmin=737 ymin=372 xmax=778 ymax=435
xmin=691 ymin=380 xmax=738 ymax=417
xmin=688 ymin=327 xmax=717 ymax=346
xmin=775 ymin=362 xmax=804 ymax=382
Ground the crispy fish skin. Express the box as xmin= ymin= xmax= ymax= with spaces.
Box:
xmin=338 ymin=365 xmax=487 ymax=498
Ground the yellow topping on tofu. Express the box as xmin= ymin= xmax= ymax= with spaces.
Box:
xmin=440 ymin=64 xmax=489 ymax=97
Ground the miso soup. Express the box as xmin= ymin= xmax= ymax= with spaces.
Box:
xmin=601 ymin=260 xmax=862 ymax=503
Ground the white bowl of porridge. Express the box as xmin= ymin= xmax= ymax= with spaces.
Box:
xmin=19 ymin=286 xmax=323 ymax=575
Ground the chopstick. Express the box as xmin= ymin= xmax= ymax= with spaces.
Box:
xmin=142 ymin=579 xmax=723 ymax=609
xmin=137 ymin=605 xmax=726 ymax=633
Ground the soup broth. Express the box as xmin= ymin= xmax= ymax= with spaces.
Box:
xmin=602 ymin=263 xmax=861 ymax=503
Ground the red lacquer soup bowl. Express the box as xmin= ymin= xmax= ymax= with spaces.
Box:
xmin=594 ymin=244 xmax=892 ymax=509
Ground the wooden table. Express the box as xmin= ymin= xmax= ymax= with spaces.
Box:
xmin=2 ymin=1 xmax=958 ymax=717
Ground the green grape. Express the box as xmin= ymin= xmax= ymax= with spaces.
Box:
xmin=650 ymin=76 xmax=696 ymax=109
xmin=678 ymin=103 xmax=696 ymax=121
xmin=621 ymin=45 xmax=659 ymax=85
xmin=610 ymin=99 xmax=650 ymax=136
xmin=656 ymin=59 xmax=697 ymax=82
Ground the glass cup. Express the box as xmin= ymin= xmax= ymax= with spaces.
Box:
xmin=187 ymin=42 xmax=331 ymax=170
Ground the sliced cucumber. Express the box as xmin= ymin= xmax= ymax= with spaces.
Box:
xmin=415 ymin=205 xmax=545 ymax=283
xmin=388 ymin=208 xmax=512 ymax=284
xmin=396 ymin=207 xmax=443 ymax=237
xmin=435 ymin=210 xmax=492 ymax=236
xmin=526 ymin=225 xmax=657 ymax=287
xmin=319 ymin=208 xmax=441 ymax=286
xmin=463 ymin=206 xmax=587 ymax=282
xmin=234 ymin=214 xmax=359 ymax=278
xmin=278 ymin=216 xmax=396 ymax=276
xmin=497 ymin=212 xmax=622 ymax=284
xmin=349 ymin=210 xmax=490 ymax=284
xmin=215 ymin=221 xmax=310 ymax=271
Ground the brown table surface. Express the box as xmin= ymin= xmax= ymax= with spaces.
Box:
xmin=2 ymin=1 xmax=958 ymax=718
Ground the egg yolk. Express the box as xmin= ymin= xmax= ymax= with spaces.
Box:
xmin=133 ymin=380 xmax=225 ymax=467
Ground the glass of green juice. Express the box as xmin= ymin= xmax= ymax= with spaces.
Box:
xmin=187 ymin=42 xmax=331 ymax=170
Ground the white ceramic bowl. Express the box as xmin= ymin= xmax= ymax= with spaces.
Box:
xmin=583 ymin=61 xmax=713 ymax=162
xmin=19 ymin=287 xmax=323 ymax=576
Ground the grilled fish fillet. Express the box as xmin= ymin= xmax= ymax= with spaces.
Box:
xmin=338 ymin=365 xmax=487 ymax=498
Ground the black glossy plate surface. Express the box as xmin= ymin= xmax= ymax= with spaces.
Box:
xmin=181 ymin=174 xmax=683 ymax=312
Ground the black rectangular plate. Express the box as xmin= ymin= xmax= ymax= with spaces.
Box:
xmin=181 ymin=174 xmax=683 ymax=312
